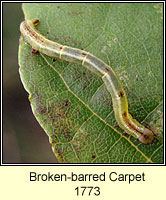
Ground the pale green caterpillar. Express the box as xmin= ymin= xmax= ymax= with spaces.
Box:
xmin=20 ymin=19 xmax=154 ymax=144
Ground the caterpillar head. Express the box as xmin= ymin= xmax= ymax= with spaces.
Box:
xmin=138 ymin=128 xmax=154 ymax=144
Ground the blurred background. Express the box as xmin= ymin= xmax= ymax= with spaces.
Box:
xmin=3 ymin=3 xmax=58 ymax=163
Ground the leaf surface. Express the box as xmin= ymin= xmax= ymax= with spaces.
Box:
xmin=19 ymin=3 xmax=163 ymax=163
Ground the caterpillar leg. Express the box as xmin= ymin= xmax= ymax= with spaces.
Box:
xmin=122 ymin=131 xmax=126 ymax=136
xmin=114 ymin=124 xmax=119 ymax=128
xmin=32 ymin=19 xmax=40 ymax=26
xmin=31 ymin=48 xmax=38 ymax=54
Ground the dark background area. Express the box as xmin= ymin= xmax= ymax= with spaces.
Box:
xmin=3 ymin=3 xmax=58 ymax=163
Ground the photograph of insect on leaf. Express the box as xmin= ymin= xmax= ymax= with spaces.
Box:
xmin=3 ymin=2 xmax=163 ymax=164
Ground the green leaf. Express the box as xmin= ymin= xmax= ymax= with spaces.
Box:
xmin=18 ymin=3 xmax=163 ymax=163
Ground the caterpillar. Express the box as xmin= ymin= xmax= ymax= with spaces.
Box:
xmin=20 ymin=19 xmax=154 ymax=144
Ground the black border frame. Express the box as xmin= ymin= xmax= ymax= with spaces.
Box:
xmin=1 ymin=0 xmax=165 ymax=166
